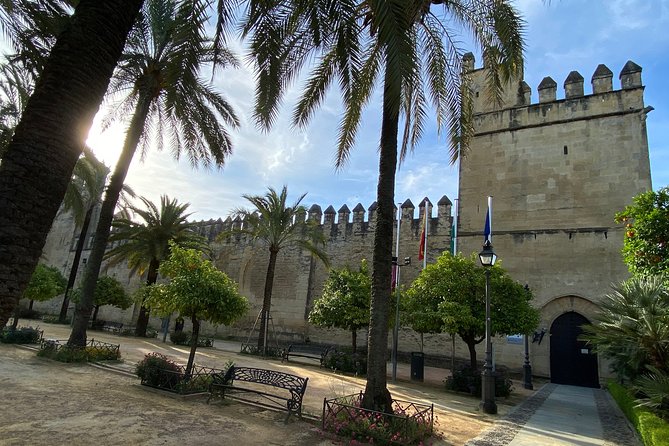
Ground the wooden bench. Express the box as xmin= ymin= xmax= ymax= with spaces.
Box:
xmin=207 ymin=366 xmax=308 ymax=421
xmin=281 ymin=344 xmax=332 ymax=366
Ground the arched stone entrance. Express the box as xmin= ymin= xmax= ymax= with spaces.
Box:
xmin=550 ymin=311 xmax=599 ymax=388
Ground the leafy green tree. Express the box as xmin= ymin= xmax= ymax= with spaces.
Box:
xmin=70 ymin=0 xmax=241 ymax=346
xmin=0 ymin=0 xmax=142 ymax=330
xmin=246 ymin=0 xmax=524 ymax=410
xmin=12 ymin=264 xmax=66 ymax=328
xmin=615 ymin=187 xmax=669 ymax=277
xmin=147 ymin=242 xmax=248 ymax=375
xmin=223 ymin=186 xmax=329 ymax=353
xmin=406 ymin=252 xmax=539 ymax=369
xmin=90 ymin=276 xmax=132 ymax=322
xmin=309 ymin=260 xmax=371 ymax=353
xmin=104 ymin=195 xmax=210 ymax=337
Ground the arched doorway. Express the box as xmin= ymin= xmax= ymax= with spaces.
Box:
xmin=550 ymin=312 xmax=599 ymax=388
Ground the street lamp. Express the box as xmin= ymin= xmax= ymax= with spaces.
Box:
xmin=523 ymin=284 xmax=533 ymax=390
xmin=479 ymin=240 xmax=497 ymax=414
xmin=391 ymin=256 xmax=411 ymax=382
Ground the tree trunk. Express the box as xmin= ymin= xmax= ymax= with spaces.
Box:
xmin=59 ymin=205 xmax=94 ymax=323
xmin=186 ymin=315 xmax=200 ymax=376
xmin=135 ymin=258 xmax=160 ymax=337
xmin=68 ymin=94 xmax=153 ymax=347
xmin=467 ymin=340 xmax=477 ymax=370
xmin=28 ymin=300 xmax=34 ymax=311
xmin=11 ymin=307 xmax=19 ymax=330
xmin=0 ymin=0 xmax=142 ymax=330
xmin=362 ymin=59 xmax=400 ymax=413
xmin=258 ymin=247 xmax=278 ymax=353
xmin=352 ymin=329 xmax=357 ymax=354
xmin=92 ymin=305 xmax=100 ymax=322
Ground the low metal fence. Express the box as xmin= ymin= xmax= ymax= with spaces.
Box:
xmin=139 ymin=364 xmax=225 ymax=395
xmin=38 ymin=338 xmax=121 ymax=361
xmin=322 ymin=392 xmax=434 ymax=445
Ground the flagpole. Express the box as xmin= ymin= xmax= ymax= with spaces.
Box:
xmin=453 ymin=198 xmax=459 ymax=255
xmin=488 ymin=196 xmax=492 ymax=242
xmin=422 ymin=200 xmax=428 ymax=269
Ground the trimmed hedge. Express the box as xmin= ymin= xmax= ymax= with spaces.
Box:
xmin=608 ymin=381 xmax=669 ymax=446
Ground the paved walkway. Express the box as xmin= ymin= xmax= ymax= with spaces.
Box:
xmin=466 ymin=384 xmax=640 ymax=446
xmin=30 ymin=322 xmax=641 ymax=445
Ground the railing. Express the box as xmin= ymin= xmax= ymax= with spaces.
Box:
xmin=140 ymin=364 xmax=226 ymax=395
xmin=239 ymin=343 xmax=284 ymax=358
xmin=39 ymin=338 xmax=121 ymax=361
xmin=322 ymin=392 xmax=434 ymax=445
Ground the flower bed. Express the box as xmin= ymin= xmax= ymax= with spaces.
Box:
xmin=37 ymin=338 xmax=120 ymax=362
xmin=322 ymin=392 xmax=434 ymax=445
xmin=135 ymin=352 xmax=226 ymax=395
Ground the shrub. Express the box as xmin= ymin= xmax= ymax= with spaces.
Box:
xmin=1 ymin=327 xmax=42 ymax=344
xmin=609 ymin=381 xmax=669 ymax=446
xmin=445 ymin=366 xmax=513 ymax=398
xmin=17 ymin=308 xmax=41 ymax=320
xmin=170 ymin=330 xmax=190 ymax=345
xmin=323 ymin=349 xmax=367 ymax=376
xmin=169 ymin=331 xmax=212 ymax=347
xmin=37 ymin=340 xmax=120 ymax=362
xmin=42 ymin=315 xmax=71 ymax=324
xmin=135 ymin=353 xmax=183 ymax=389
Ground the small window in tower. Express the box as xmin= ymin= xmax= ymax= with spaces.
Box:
xmin=563 ymin=145 xmax=568 ymax=155
xmin=475 ymin=91 xmax=479 ymax=98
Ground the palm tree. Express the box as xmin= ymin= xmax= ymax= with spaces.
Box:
xmin=582 ymin=276 xmax=669 ymax=381
xmin=223 ymin=186 xmax=329 ymax=354
xmin=245 ymin=0 xmax=524 ymax=410
xmin=105 ymin=195 xmax=210 ymax=336
xmin=68 ymin=0 xmax=240 ymax=346
xmin=57 ymin=151 xmax=110 ymax=322
xmin=0 ymin=0 xmax=142 ymax=330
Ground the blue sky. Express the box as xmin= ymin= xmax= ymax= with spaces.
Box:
xmin=87 ymin=0 xmax=669 ymax=221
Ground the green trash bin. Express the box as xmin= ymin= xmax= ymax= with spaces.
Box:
xmin=411 ymin=352 xmax=424 ymax=381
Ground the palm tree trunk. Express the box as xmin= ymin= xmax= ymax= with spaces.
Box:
xmin=59 ymin=205 xmax=94 ymax=323
xmin=135 ymin=258 xmax=159 ymax=337
xmin=68 ymin=94 xmax=153 ymax=347
xmin=186 ymin=315 xmax=200 ymax=376
xmin=352 ymin=329 xmax=357 ymax=354
xmin=258 ymin=247 xmax=279 ymax=353
xmin=362 ymin=59 xmax=400 ymax=413
xmin=0 ymin=0 xmax=142 ymax=330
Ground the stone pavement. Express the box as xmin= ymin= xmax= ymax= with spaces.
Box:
xmin=466 ymin=384 xmax=640 ymax=446
xmin=33 ymin=322 xmax=640 ymax=445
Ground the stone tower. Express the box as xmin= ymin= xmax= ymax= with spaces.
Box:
xmin=457 ymin=54 xmax=652 ymax=384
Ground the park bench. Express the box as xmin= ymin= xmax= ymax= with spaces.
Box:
xmin=101 ymin=321 xmax=123 ymax=333
xmin=281 ymin=344 xmax=332 ymax=366
xmin=207 ymin=366 xmax=308 ymax=421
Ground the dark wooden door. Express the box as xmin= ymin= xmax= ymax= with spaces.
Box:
xmin=550 ymin=312 xmax=599 ymax=388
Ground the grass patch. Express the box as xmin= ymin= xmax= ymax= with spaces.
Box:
xmin=608 ymin=381 xmax=669 ymax=446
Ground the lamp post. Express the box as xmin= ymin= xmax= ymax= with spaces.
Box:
xmin=479 ymin=240 xmax=497 ymax=414
xmin=391 ymin=255 xmax=411 ymax=382
xmin=523 ymin=284 xmax=533 ymax=390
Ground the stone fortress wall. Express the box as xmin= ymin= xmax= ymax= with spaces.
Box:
xmin=35 ymin=55 xmax=653 ymax=383
xmin=457 ymin=54 xmax=652 ymax=379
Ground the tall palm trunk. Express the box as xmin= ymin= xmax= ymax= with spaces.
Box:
xmin=59 ymin=205 xmax=94 ymax=322
xmin=186 ymin=314 xmax=200 ymax=376
xmin=258 ymin=247 xmax=278 ymax=353
xmin=68 ymin=95 xmax=153 ymax=346
xmin=362 ymin=60 xmax=400 ymax=412
xmin=135 ymin=257 xmax=159 ymax=337
xmin=0 ymin=0 xmax=142 ymax=330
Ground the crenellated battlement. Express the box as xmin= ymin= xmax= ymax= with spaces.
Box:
xmin=464 ymin=53 xmax=647 ymax=130
xmin=192 ymin=196 xmax=454 ymax=244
